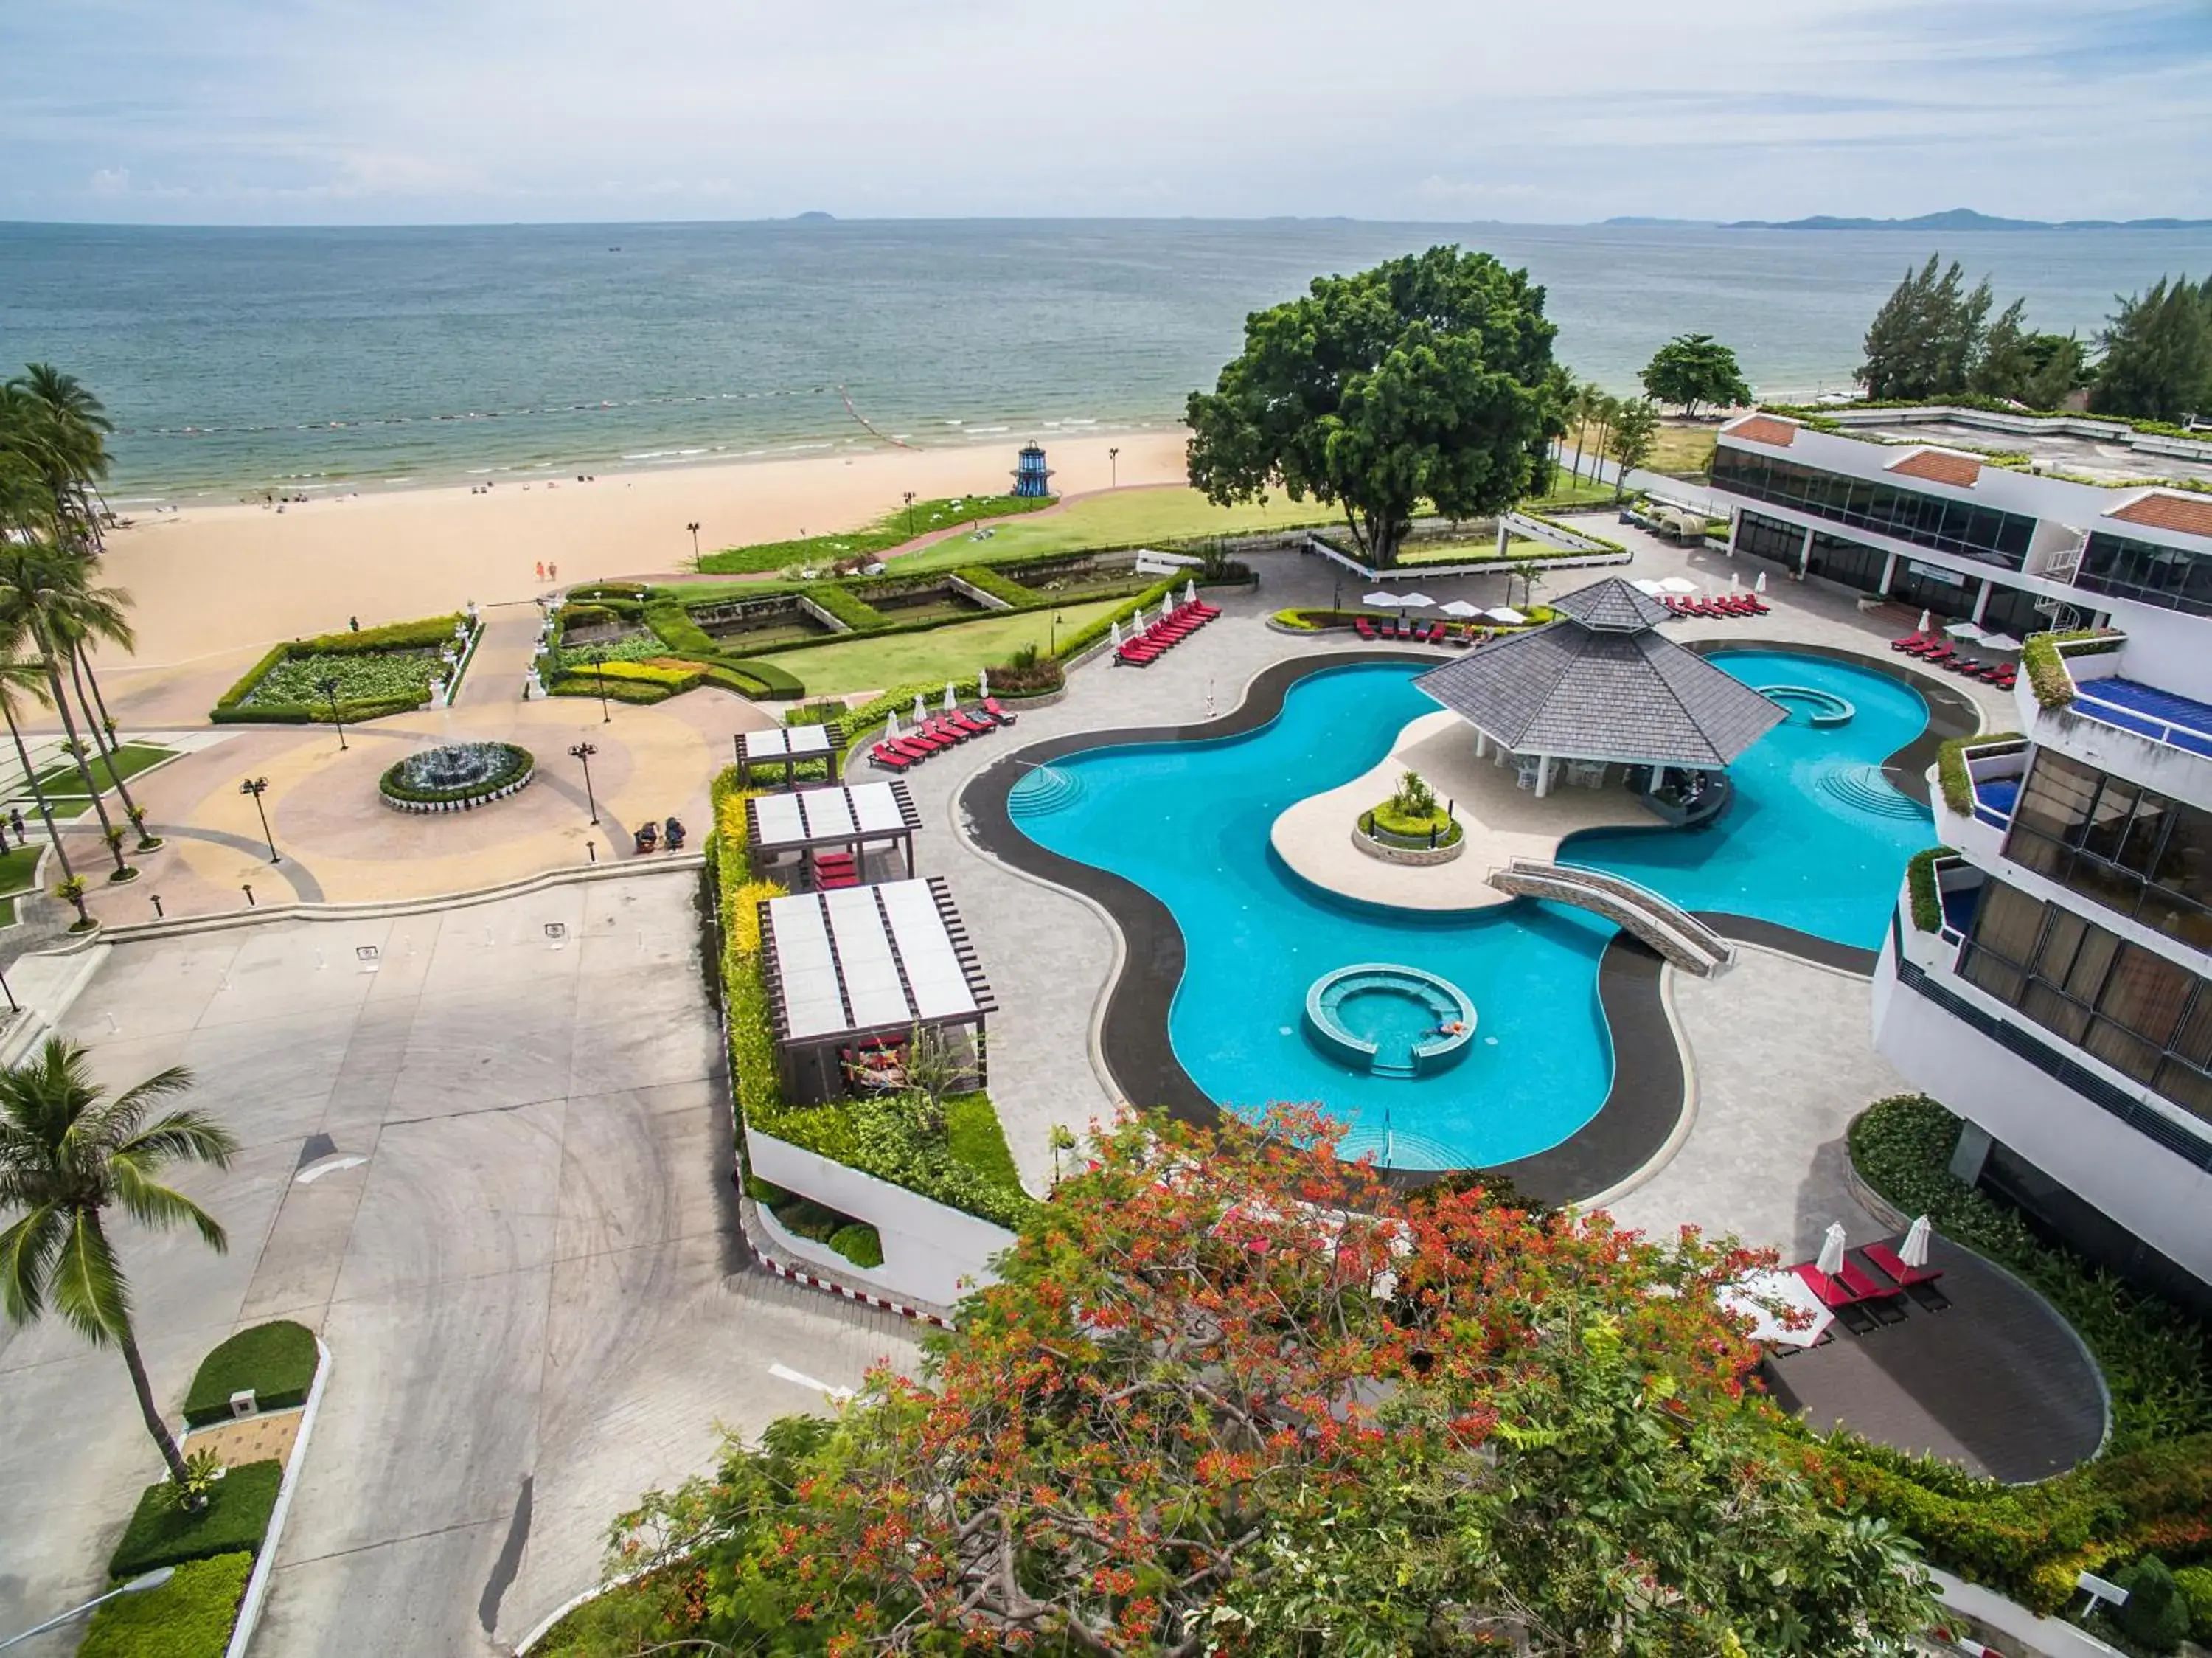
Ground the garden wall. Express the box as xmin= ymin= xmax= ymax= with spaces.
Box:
xmin=745 ymin=1126 xmax=1017 ymax=1308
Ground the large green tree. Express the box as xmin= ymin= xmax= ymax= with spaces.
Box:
xmin=1186 ymin=246 xmax=1565 ymax=570
xmin=1858 ymin=256 xmax=1994 ymax=401
xmin=1607 ymin=397 xmax=1663 ymax=500
xmin=0 ymin=1038 xmax=236 ymax=1495
xmin=1639 ymin=333 xmax=1752 ymax=417
xmin=571 ymin=1109 xmax=1935 ymax=1657
xmin=2090 ymin=274 xmax=2212 ymax=423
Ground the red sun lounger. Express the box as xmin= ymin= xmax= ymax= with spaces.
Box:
xmin=1862 ymin=1242 xmax=1944 ymax=1288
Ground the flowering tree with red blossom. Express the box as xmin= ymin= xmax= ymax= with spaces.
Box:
xmin=585 ymin=1109 xmax=1933 ymax=1657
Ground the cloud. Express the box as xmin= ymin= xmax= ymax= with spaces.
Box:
xmin=1 ymin=0 xmax=2204 ymax=223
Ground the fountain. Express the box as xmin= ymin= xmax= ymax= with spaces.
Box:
xmin=379 ymin=741 xmax=535 ymax=813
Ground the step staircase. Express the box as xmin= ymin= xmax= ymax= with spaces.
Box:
xmin=1487 ymin=859 xmax=1735 ymax=977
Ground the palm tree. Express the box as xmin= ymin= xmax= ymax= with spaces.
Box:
xmin=0 ymin=650 xmax=78 ymax=895
xmin=0 ymin=545 xmax=136 ymax=879
xmin=1568 ymin=381 xmax=1601 ymax=484
xmin=9 ymin=365 xmax=114 ymax=559
xmin=0 ymin=1038 xmax=236 ymax=1494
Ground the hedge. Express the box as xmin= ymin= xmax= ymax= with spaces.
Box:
xmin=2022 ymin=628 xmax=2124 ymax=711
xmin=829 ymin=1222 xmax=885 ymax=1268
xmin=108 ymin=1459 xmax=284 ymax=1579
xmin=1759 ymin=395 xmax=2212 ymax=444
xmin=1904 ymin=847 xmax=1955 ymax=934
xmin=77 ymin=1550 xmax=253 ymax=1658
xmin=183 ymin=1320 xmax=319 ymax=1426
xmin=1933 ymin=733 xmax=2023 ymax=820
xmin=953 ymin=564 xmax=1037 ymax=608
xmin=551 ymin=675 xmax=672 ymax=705
xmin=566 ymin=580 xmax=649 ymax=601
xmin=211 ymin=613 xmax=469 ymax=724
xmin=804 ymin=584 xmax=891 ymax=633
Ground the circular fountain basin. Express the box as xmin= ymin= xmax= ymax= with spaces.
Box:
xmin=379 ymin=741 xmax=535 ymax=813
xmin=1758 ymin=684 xmax=1855 ymax=727
xmin=1302 ymin=964 xmax=1476 ymax=1078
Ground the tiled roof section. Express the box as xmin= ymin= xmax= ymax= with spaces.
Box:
xmin=1548 ymin=575 xmax=1672 ymax=634
xmin=1414 ymin=624 xmax=1787 ymax=769
xmin=1887 ymin=448 xmax=1983 ymax=488
xmin=2107 ymin=490 xmax=2212 ymax=540
xmin=1725 ymin=414 xmax=1798 ymax=448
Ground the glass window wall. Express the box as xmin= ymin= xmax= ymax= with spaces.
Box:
xmin=2005 ymin=750 xmax=2212 ymax=949
xmin=2076 ymin=531 xmax=2212 ymax=618
xmin=1712 ymin=444 xmax=2037 ymax=569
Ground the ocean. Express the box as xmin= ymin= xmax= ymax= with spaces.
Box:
xmin=4 ymin=218 xmax=2208 ymax=503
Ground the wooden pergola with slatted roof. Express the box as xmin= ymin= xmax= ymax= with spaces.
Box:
xmin=745 ymin=780 xmax=922 ymax=886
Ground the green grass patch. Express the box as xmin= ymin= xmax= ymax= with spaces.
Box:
xmin=744 ymin=598 xmax=1127 ymax=697
xmin=108 ymin=1459 xmax=282 ymax=1579
xmin=0 ymin=842 xmax=42 ymax=927
xmin=947 ymin=1092 xmax=1021 ymax=1193
xmin=183 ymin=1320 xmax=319 ymax=1426
xmin=1396 ymin=536 xmax=1549 ymax=567
xmin=532 ymin=1566 xmax=699 ymax=1657
xmin=1363 ymin=802 xmax=1464 ymax=846
xmin=30 ymin=743 xmax=174 ymax=797
xmin=698 ymin=494 xmax=1054 ymax=575
xmin=893 ymin=487 xmax=1334 ymax=572
xmin=77 ymin=1550 xmax=253 ymax=1658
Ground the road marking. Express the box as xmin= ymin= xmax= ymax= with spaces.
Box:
xmin=295 ymin=1154 xmax=369 ymax=1184
xmin=768 ymin=1362 xmax=855 ymax=1402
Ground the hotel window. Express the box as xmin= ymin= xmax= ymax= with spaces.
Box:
xmin=2076 ymin=532 xmax=2212 ymax=618
xmin=1734 ymin=510 xmax=1805 ymax=565
xmin=2005 ymin=751 xmax=2212 ymax=948
xmin=1958 ymin=878 xmax=2212 ymax=1123
xmin=1710 ymin=446 xmax=2037 ymax=569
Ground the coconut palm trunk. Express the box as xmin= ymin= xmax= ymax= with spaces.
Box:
xmin=37 ymin=637 xmax=128 ymax=878
xmin=1 ymin=685 xmax=74 ymax=887
xmin=115 ymin=1285 xmax=192 ymax=1486
xmin=67 ymin=643 xmax=153 ymax=845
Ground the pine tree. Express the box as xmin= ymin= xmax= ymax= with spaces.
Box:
xmin=1859 ymin=255 xmax=1993 ymax=400
xmin=2090 ymin=274 xmax=2212 ymax=423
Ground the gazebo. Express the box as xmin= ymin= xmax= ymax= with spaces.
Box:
xmin=757 ymin=877 xmax=995 ymax=1103
xmin=1413 ymin=577 xmax=1785 ymax=814
xmin=745 ymin=780 xmax=922 ymax=888
xmin=736 ymin=722 xmax=841 ymax=789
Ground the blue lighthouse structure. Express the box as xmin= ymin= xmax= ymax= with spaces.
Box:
xmin=1010 ymin=443 xmax=1054 ymax=499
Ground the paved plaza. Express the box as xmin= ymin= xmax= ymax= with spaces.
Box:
xmin=0 ymin=872 xmax=917 ymax=1657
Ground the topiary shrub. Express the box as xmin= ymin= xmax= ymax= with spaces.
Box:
xmin=183 ymin=1320 xmax=319 ymax=1426
xmin=2116 ymin=1555 xmax=2191 ymax=1653
xmin=829 ymin=1223 xmax=884 ymax=1269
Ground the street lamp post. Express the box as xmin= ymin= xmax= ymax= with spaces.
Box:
xmin=590 ymin=651 xmax=611 ymax=723
xmin=239 ymin=777 xmax=279 ymax=863
xmin=1108 ymin=446 xmax=1119 ymax=489
xmin=1050 ymin=611 xmax=1064 ymax=656
xmin=316 ymin=676 xmax=349 ymax=751
xmin=902 ymin=490 xmax=917 ymax=540
xmin=686 ymin=521 xmax=701 ymax=561
xmin=568 ymin=740 xmax=600 ymax=825
xmin=0 ymin=1568 xmax=176 ymax=1651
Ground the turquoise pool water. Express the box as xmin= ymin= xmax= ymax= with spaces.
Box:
xmin=1009 ymin=650 xmax=1932 ymax=1168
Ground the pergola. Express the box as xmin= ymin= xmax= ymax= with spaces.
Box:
xmin=757 ymin=876 xmax=995 ymax=1103
xmin=745 ymin=780 xmax=922 ymax=886
xmin=736 ymin=723 xmax=841 ymax=789
xmin=1414 ymin=577 xmax=1786 ymax=798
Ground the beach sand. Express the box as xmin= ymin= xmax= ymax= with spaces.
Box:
xmin=95 ymin=431 xmax=1192 ymax=668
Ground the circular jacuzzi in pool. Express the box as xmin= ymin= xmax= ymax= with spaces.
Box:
xmin=1303 ymin=964 xmax=1477 ymax=1078
xmin=1757 ymin=684 xmax=1855 ymax=727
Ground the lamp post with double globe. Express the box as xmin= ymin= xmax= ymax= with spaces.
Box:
xmin=240 ymin=777 xmax=279 ymax=863
xmin=590 ymin=650 xmax=611 ymax=723
xmin=569 ymin=740 xmax=600 ymax=825
xmin=316 ymin=676 xmax=349 ymax=751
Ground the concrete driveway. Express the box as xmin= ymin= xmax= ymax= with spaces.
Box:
xmin=0 ymin=870 xmax=917 ymax=1655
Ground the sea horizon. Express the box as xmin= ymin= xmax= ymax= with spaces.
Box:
xmin=7 ymin=217 xmax=2208 ymax=504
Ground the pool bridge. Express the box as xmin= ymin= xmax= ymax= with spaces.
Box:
xmin=1488 ymin=859 xmax=1736 ymax=977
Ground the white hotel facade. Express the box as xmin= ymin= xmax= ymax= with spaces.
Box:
xmin=1707 ymin=411 xmax=2212 ymax=1312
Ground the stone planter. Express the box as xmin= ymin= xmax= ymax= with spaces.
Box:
xmin=1352 ymin=822 xmax=1465 ymax=866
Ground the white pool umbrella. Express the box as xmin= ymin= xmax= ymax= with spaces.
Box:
xmin=1361 ymin=590 xmax=1396 ymax=608
xmin=884 ymin=710 xmax=901 ymax=740
xmin=978 ymin=665 xmax=990 ymax=696
xmin=1979 ymin=632 xmax=2023 ymax=652
xmin=1185 ymin=578 xmax=1198 ymax=606
xmin=1899 ymin=1215 xmax=1934 ymax=1269
xmin=1441 ymin=600 xmax=1483 ymax=617
xmin=1110 ymin=618 xmax=1122 ymax=648
xmin=912 ymin=694 xmax=928 ymax=724
xmin=1658 ymin=577 xmax=1698 ymax=596
xmin=1755 ymin=571 xmax=1769 ymax=594
xmin=944 ymin=681 xmax=958 ymax=712
xmin=1945 ymin=620 xmax=1988 ymax=641
xmin=1631 ymin=579 xmax=1666 ymax=597
xmin=1486 ymin=606 xmax=1528 ymax=625
xmin=1399 ymin=592 xmax=1437 ymax=610
xmin=1816 ymin=1221 xmax=1848 ymax=1277
xmin=1918 ymin=609 xmax=1933 ymax=634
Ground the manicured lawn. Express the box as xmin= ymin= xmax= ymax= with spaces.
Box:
xmin=698 ymin=493 xmax=1054 ymax=576
xmin=78 ymin=1550 xmax=253 ymax=1658
xmin=30 ymin=742 xmax=175 ymax=797
xmin=1558 ymin=422 xmax=1716 ymax=481
xmin=893 ymin=486 xmax=1336 ymax=572
xmin=1397 ymin=537 xmax=1548 ymax=567
xmin=0 ymin=843 xmax=42 ymax=927
xmin=184 ymin=1320 xmax=319 ymax=1425
xmin=746 ymin=598 xmax=1127 ymax=696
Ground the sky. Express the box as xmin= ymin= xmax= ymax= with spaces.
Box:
xmin=4 ymin=0 xmax=2208 ymax=226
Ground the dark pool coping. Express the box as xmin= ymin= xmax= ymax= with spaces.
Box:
xmin=959 ymin=643 xmax=1962 ymax=1205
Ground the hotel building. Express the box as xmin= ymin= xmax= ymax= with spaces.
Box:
xmin=1708 ymin=411 xmax=2212 ymax=1312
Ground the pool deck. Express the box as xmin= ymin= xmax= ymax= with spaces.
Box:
xmin=1268 ymin=709 xmax=1658 ymax=910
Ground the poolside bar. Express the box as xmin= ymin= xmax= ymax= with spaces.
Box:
xmin=737 ymin=722 xmax=842 ymax=789
xmin=756 ymin=875 xmax=996 ymax=1103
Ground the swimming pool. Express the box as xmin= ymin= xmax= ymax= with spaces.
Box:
xmin=1006 ymin=649 xmax=1933 ymax=1169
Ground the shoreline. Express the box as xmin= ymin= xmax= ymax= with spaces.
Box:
xmin=94 ymin=431 xmax=1194 ymax=666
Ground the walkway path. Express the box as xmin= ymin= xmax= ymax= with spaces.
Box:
xmin=453 ymin=603 xmax=547 ymax=710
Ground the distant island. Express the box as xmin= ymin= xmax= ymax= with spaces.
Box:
xmin=790 ymin=210 xmax=836 ymax=223
xmin=1719 ymin=207 xmax=2212 ymax=232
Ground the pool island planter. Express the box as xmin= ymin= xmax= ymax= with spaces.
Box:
xmin=1353 ymin=819 xmax=1466 ymax=866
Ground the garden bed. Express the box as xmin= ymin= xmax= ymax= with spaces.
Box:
xmin=212 ymin=614 xmax=476 ymax=724
xmin=184 ymin=1321 xmax=319 ymax=1425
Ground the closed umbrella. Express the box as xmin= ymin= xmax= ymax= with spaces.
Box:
xmin=1816 ymin=1221 xmax=1848 ymax=1277
xmin=913 ymin=694 xmax=928 ymax=724
xmin=944 ymin=680 xmax=958 ymax=712
xmin=1110 ymin=618 xmax=1122 ymax=649
xmin=885 ymin=710 xmax=901 ymax=741
xmin=1918 ymin=609 xmax=1933 ymax=634
xmin=1728 ymin=571 xmax=1739 ymax=592
xmin=978 ymin=665 xmax=989 ymax=697
xmin=1185 ymin=578 xmax=1198 ymax=606
xmin=1755 ymin=571 xmax=1769 ymax=594
xmin=1899 ymin=1215 xmax=1934 ymax=1269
